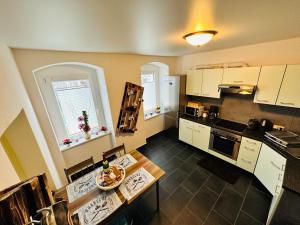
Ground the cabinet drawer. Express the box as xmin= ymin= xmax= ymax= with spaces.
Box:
xmin=180 ymin=118 xmax=193 ymax=128
xmin=237 ymin=137 xmax=262 ymax=173
xmin=237 ymin=157 xmax=256 ymax=173
xmin=193 ymin=123 xmax=210 ymax=131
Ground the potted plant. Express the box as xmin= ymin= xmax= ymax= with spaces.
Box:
xmin=63 ymin=138 xmax=72 ymax=147
xmin=78 ymin=111 xmax=91 ymax=140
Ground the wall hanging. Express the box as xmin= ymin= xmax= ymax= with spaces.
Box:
xmin=116 ymin=82 xmax=144 ymax=133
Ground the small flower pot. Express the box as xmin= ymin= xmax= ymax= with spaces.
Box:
xmin=84 ymin=132 xmax=91 ymax=140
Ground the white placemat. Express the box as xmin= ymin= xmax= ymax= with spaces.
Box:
xmin=110 ymin=153 xmax=137 ymax=169
xmin=66 ymin=168 xmax=102 ymax=203
xmin=119 ymin=167 xmax=155 ymax=201
xmin=74 ymin=190 xmax=122 ymax=225
xmin=67 ymin=154 xmax=137 ymax=203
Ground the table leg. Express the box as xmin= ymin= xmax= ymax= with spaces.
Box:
xmin=156 ymin=180 xmax=160 ymax=212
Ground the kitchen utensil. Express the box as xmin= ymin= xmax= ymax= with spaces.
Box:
xmin=26 ymin=201 xmax=70 ymax=225
xmin=208 ymin=105 xmax=219 ymax=119
xmin=260 ymin=119 xmax=273 ymax=132
xmin=247 ymin=119 xmax=261 ymax=130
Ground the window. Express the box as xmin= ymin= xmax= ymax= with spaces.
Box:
xmin=141 ymin=62 xmax=179 ymax=120
xmin=52 ymin=79 xmax=99 ymax=137
xmin=34 ymin=64 xmax=110 ymax=150
xmin=141 ymin=73 xmax=159 ymax=112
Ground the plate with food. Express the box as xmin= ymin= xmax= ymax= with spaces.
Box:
xmin=96 ymin=165 xmax=126 ymax=191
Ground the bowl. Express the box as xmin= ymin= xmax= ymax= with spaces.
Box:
xmin=95 ymin=165 xmax=126 ymax=191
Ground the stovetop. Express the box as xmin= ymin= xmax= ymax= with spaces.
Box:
xmin=214 ymin=119 xmax=247 ymax=134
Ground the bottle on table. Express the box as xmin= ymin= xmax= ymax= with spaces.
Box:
xmin=103 ymin=157 xmax=110 ymax=174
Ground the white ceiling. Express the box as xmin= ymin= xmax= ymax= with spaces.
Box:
xmin=0 ymin=0 xmax=299 ymax=56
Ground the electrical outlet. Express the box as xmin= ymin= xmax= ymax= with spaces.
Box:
xmin=273 ymin=124 xmax=285 ymax=131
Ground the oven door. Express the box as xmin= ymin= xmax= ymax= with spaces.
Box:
xmin=209 ymin=132 xmax=240 ymax=160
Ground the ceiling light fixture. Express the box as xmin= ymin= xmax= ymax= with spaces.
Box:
xmin=183 ymin=30 xmax=217 ymax=46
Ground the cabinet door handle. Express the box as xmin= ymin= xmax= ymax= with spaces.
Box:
xmin=256 ymin=99 xmax=269 ymax=103
xmin=281 ymin=164 xmax=286 ymax=171
xmin=233 ymin=80 xmax=243 ymax=83
xmin=241 ymin=158 xmax=252 ymax=164
xmin=278 ymin=173 xmax=283 ymax=182
xmin=246 ymin=140 xmax=257 ymax=145
xmin=270 ymin=161 xmax=281 ymax=170
xmin=244 ymin=146 xmax=255 ymax=152
xmin=275 ymin=185 xmax=281 ymax=195
xmin=280 ymin=102 xmax=295 ymax=106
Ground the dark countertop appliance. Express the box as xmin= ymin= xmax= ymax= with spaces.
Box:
xmin=261 ymin=119 xmax=273 ymax=132
xmin=247 ymin=118 xmax=261 ymax=130
xmin=265 ymin=130 xmax=300 ymax=148
xmin=208 ymin=105 xmax=219 ymax=120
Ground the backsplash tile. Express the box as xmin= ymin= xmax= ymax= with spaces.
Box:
xmin=189 ymin=94 xmax=300 ymax=133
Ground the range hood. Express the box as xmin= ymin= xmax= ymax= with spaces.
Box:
xmin=218 ymin=84 xmax=256 ymax=95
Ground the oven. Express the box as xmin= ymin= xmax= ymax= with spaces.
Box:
xmin=209 ymin=128 xmax=242 ymax=160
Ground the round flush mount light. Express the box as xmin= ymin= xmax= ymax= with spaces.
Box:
xmin=183 ymin=30 xmax=217 ymax=46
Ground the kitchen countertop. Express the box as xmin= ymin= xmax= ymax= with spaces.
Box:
xmin=180 ymin=114 xmax=300 ymax=224
xmin=241 ymin=128 xmax=265 ymax=141
xmin=180 ymin=114 xmax=219 ymax=127
xmin=180 ymin=114 xmax=300 ymax=194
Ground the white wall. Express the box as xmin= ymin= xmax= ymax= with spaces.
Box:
xmin=0 ymin=144 xmax=20 ymax=190
xmin=177 ymin=37 xmax=300 ymax=73
xmin=0 ymin=43 xmax=23 ymax=190
xmin=12 ymin=49 xmax=178 ymax=187
xmin=0 ymin=43 xmax=62 ymax=189
xmin=0 ymin=44 xmax=22 ymax=136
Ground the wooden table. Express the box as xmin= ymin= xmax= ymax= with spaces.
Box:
xmin=55 ymin=149 xmax=165 ymax=224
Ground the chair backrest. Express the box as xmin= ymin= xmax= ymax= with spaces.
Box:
xmin=102 ymin=144 xmax=126 ymax=160
xmin=64 ymin=157 xmax=94 ymax=183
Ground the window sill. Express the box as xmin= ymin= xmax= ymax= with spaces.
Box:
xmin=60 ymin=131 xmax=111 ymax=152
xmin=144 ymin=111 xmax=163 ymax=120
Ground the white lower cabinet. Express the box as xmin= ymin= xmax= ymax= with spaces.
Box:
xmin=192 ymin=123 xmax=211 ymax=152
xmin=254 ymin=143 xmax=286 ymax=196
xmin=237 ymin=137 xmax=262 ymax=173
xmin=179 ymin=118 xmax=193 ymax=145
xmin=179 ymin=118 xmax=211 ymax=152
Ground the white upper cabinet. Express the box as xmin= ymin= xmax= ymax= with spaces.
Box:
xmin=276 ymin=65 xmax=300 ymax=108
xmin=186 ymin=70 xmax=202 ymax=96
xmin=254 ymin=65 xmax=286 ymax=105
xmin=201 ymin=69 xmax=223 ymax=98
xmin=222 ymin=67 xmax=261 ymax=85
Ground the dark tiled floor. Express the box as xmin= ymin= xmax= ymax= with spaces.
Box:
xmin=125 ymin=129 xmax=272 ymax=225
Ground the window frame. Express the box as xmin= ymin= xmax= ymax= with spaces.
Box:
xmin=141 ymin=69 xmax=161 ymax=118
xmin=35 ymin=68 xmax=106 ymax=146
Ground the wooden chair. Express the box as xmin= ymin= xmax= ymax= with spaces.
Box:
xmin=102 ymin=144 xmax=126 ymax=161
xmin=64 ymin=157 xmax=95 ymax=183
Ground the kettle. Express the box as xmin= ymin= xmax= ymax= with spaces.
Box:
xmin=260 ymin=119 xmax=273 ymax=132
xmin=25 ymin=201 xmax=71 ymax=225
xmin=247 ymin=119 xmax=261 ymax=130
